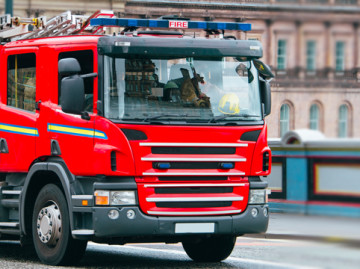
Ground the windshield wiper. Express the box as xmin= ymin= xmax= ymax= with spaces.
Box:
xmin=209 ymin=114 xmax=260 ymax=123
xmin=142 ymin=113 xmax=194 ymax=122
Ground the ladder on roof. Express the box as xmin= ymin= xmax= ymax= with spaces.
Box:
xmin=0 ymin=10 xmax=114 ymax=42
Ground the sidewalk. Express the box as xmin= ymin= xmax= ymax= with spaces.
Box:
xmin=246 ymin=213 xmax=360 ymax=243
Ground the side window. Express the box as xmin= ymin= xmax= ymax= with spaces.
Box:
xmin=7 ymin=53 xmax=36 ymax=112
xmin=58 ymin=50 xmax=94 ymax=112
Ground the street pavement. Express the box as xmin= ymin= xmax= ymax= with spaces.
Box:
xmin=0 ymin=212 xmax=359 ymax=268
xmin=250 ymin=212 xmax=360 ymax=243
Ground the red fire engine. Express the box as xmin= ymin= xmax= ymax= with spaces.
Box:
xmin=0 ymin=10 xmax=273 ymax=265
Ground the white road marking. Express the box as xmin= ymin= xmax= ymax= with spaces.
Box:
xmin=88 ymin=243 xmax=321 ymax=269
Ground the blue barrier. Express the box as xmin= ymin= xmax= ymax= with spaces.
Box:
xmin=266 ymin=129 xmax=360 ymax=218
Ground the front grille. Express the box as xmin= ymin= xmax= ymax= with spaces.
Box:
xmin=138 ymin=142 xmax=249 ymax=216
xmin=151 ymin=147 xmax=236 ymax=154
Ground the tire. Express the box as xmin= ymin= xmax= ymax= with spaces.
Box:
xmin=32 ymin=184 xmax=87 ymax=265
xmin=182 ymin=235 xmax=236 ymax=262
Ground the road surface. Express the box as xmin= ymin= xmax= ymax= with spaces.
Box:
xmin=0 ymin=236 xmax=359 ymax=269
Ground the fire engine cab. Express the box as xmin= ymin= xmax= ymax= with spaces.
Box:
xmin=0 ymin=10 xmax=273 ymax=266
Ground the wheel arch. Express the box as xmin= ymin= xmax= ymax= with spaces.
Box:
xmin=20 ymin=161 xmax=76 ymax=237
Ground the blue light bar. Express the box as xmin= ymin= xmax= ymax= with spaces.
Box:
xmin=90 ymin=18 xmax=251 ymax=32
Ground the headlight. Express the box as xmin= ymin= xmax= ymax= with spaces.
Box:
xmin=248 ymin=189 xmax=267 ymax=204
xmin=94 ymin=190 xmax=136 ymax=206
xmin=110 ymin=191 xmax=136 ymax=205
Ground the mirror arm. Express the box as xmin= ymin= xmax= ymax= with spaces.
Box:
xmin=259 ymin=74 xmax=273 ymax=83
xmin=80 ymin=72 xmax=98 ymax=79
xmin=81 ymin=111 xmax=91 ymax=121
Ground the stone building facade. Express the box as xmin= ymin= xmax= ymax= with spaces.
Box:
xmin=1 ymin=0 xmax=360 ymax=138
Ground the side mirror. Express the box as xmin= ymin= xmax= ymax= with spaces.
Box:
xmin=253 ymin=59 xmax=274 ymax=79
xmin=58 ymin=58 xmax=97 ymax=116
xmin=259 ymin=78 xmax=271 ymax=117
xmin=60 ymin=75 xmax=85 ymax=114
xmin=58 ymin=58 xmax=81 ymax=76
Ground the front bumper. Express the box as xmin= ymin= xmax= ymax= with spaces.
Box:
xmin=73 ymin=204 xmax=269 ymax=240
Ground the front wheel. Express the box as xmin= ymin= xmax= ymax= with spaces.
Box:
xmin=32 ymin=184 xmax=87 ymax=265
xmin=182 ymin=235 xmax=236 ymax=262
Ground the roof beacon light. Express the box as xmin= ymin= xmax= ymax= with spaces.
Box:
xmin=90 ymin=18 xmax=251 ymax=32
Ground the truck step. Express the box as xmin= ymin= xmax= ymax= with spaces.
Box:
xmin=72 ymin=229 xmax=95 ymax=236
xmin=0 ymin=228 xmax=20 ymax=235
xmin=2 ymin=190 xmax=21 ymax=195
xmin=1 ymin=199 xmax=19 ymax=208
xmin=0 ymin=222 xmax=19 ymax=228
xmin=0 ymin=222 xmax=20 ymax=236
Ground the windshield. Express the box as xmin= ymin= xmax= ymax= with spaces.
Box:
xmin=103 ymin=56 xmax=262 ymax=124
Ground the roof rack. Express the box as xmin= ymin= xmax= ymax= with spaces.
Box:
xmin=0 ymin=10 xmax=114 ymax=43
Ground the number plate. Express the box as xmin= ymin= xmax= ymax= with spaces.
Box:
xmin=175 ymin=223 xmax=215 ymax=234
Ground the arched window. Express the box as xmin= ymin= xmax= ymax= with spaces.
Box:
xmin=338 ymin=104 xmax=348 ymax=138
xmin=309 ymin=104 xmax=319 ymax=130
xmin=280 ymin=103 xmax=290 ymax=137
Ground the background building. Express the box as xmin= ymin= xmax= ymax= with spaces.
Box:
xmin=0 ymin=0 xmax=125 ymax=17
xmin=1 ymin=0 xmax=360 ymax=138
xmin=124 ymin=0 xmax=360 ymax=139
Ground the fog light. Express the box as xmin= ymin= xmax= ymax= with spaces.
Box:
xmin=251 ymin=208 xmax=258 ymax=218
xmin=108 ymin=209 xmax=120 ymax=220
xmin=263 ymin=207 xmax=269 ymax=217
xmin=127 ymin=209 xmax=136 ymax=219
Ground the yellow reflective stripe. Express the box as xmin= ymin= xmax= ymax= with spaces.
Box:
xmin=94 ymin=131 xmax=106 ymax=138
xmin=0 ymin=124 xmax=38 ymax=136
xmin=48 ymin=124 xmax=107 ymax=139
xmin=48 ymin=124 xmax=94 ymax=136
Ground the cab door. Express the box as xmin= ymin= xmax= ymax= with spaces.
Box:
xmin=46 ymin=49 xmax=98 ymax=176
xmin=0 ymin=48 xmax=38 ymax=172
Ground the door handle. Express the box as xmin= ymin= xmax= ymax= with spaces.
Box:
xmin=35 ymin=100 xmax=42 ymax=111
xmin=0 ymin=138 xmax=9 ymax=153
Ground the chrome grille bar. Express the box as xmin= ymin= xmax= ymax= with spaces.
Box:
xmin=147 ymin=210 xmax=242 ymax=216
xmin=144 ymin=183 xmax=246 ymax=188
xmin=146 ymin=196 xmax=244 ymax=202
xmin=141 ymin=157 xmax=246 ymax=162
xmin=139 ymin=142 xmax=247 ymax=147
xmin=143 ymin=172 xmax=245 ymax=176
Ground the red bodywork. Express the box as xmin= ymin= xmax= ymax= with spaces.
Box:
xmin=0 ymin=35 xmax=271 ymax=217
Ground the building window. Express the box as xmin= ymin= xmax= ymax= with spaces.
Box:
xmin=338 ymin=104 xmax=348 ymax=138
xmin=306 ymin=40 xmax=316 ymax=71
xmin=335 ymin=41 xmax=345 ymax=71
xmin=280 ymin=103 xmax=290 ymax=137
xmin=309 ymin=104 xmax=319 ymax=130
xmin=7 ymin=53 xmax=36 ymax=112
xmin=277 ymin=39 xmax=287 ymax=70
